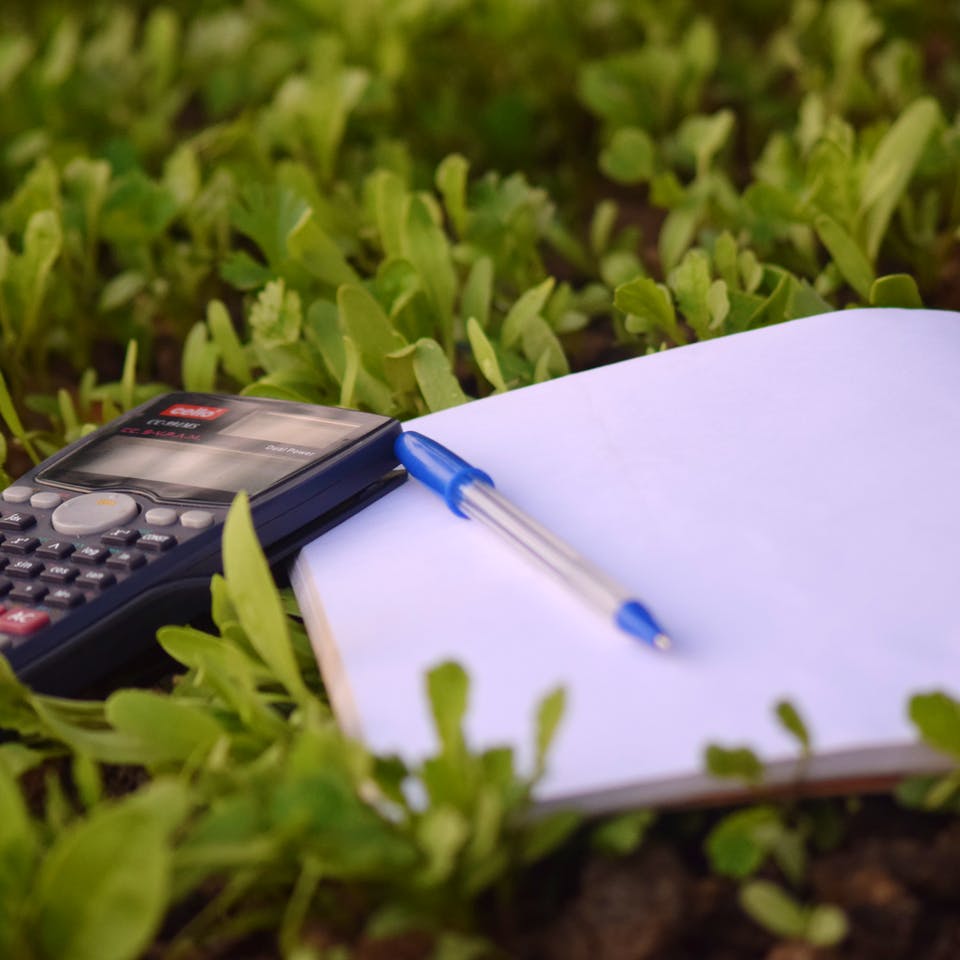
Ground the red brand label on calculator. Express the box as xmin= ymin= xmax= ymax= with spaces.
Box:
xmin=159 ymin=403 xmax=229 ymax=420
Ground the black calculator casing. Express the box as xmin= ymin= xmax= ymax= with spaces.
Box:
xmin=0 ymin=393 xmax=403 ymax=694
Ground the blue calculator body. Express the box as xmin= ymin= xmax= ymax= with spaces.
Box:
xmin=0 ymin=393 xmax=402 ymax=693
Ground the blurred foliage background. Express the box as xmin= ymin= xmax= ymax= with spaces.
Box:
xmin=1 ymin=0 xmax=959 ymax=477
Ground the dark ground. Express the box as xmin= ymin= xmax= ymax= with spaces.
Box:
xmin=498 ymin=798 xmax=960 ymax=960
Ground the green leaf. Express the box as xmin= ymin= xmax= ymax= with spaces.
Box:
xmin=370 ymin=169 xmax=408 ymax=259
xmin=669 ymin=248 xmax=712 ymax=337
xmin=0 ymin=765 xmax=36 ymax=954
xmin=859 ymin=97 xmax=940 ymax=260
xmin=739 ymin=880 xmax=807 ymax=939
xmin=616 ymin=276 xmax=684 ymax=343
xmin=0 ymin=761 xmax=37 ymax=887
xmin=105 ymin=690 xmax=225 ymax=766
xmin=98 ymin=271 xmax=147 ymax=312
xmin=232 ymin=184 xmax=309 ymax=270
xmin=775 ymin=700 xmax=811 ymax=754
xmin=466 ymin=316 xmax=507 ymax=392
xmin=249 ymin=279 xmax=302 ymax=345
xmin=413 ymin=338 xmax=469 ymax=412
xmin=101 ymin=172 xmax=176 ymax=244
xmin=704 ymin=744 xmax=764 ymax=784
xmin=17 ymin=208 xmax=63 ymax=343
xmin=161 ymin=144 xmax=200 ymax=212
xmin=805 ymin=904 xmax=849 ymax=947
xmin=659 ymin=205 xmax=700 ymax=273
xmin=223 ymin=492 xmax=307 ymax=700
xmin=207 ymin=300 xmax=252 ymax=385
xmin=287 ymin=210 xmax=359 ymax=287
xmin=460 ymin=256 xmax=493 ymax=330
xmin=814 ymin=214 xmax=875 ymax=299
xmin=415 ymin=805 xmax=469 ymax=885
xmin=522 ymin=316 xmax=569 ymax=379
xmin=120 ymin=339 xmax=137 ymax=411
xmin=677 ymin=110 xmax=735 ymax=178
xmin=403 ymin=194 xmax=456 ymax=340
xmin=181 ymin=323 xmax=218 ymax=393
xmin=908 ymin=692 xmax=960 ymax=759
xmin=591 ymin=810 xmax=655 ymax=856
xmin=533 ymin=687 xmax=566 ymax=779
xmin=0 ymin=34 xmax=34 ymax=92
xmin=501 ymin=277 xmax=555 ymax=347
xmin=706 ymin=806 xmax=783 ymax=878
xmin=436 ymin=154 xmax=470 ymax=237
xmin=426 ymin=661 xmax=469 ymax=757
xmin=337 ymin=284 xmax=406 ymax=378
xmin=600 ymin=127 xmax=655 ymax=184
xmin=590 ymin=200 xmax=619 ymax=257
xmin=31 ymin=784 xmax=187 ymax=960
xmin=869 ymin=274 xmax=923 ymax=308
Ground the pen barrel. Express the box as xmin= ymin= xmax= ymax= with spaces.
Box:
xmin=458 ymin=481 xmax=630 ymax=618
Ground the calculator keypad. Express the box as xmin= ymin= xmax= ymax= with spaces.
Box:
xmin=0 ymin=512 xmax=36 ymax=531
xmin=0 ymin=490 xmax=224 ymax=652
xmin=0 ymin=608 xmax=50 ymax=635
xmin=74 ymin=546 xmax=110 ymax=565
xmin=9 ymin=583 xmax=48 ymax=604
xmin=1 ymin=536 xmax=41 ymax=555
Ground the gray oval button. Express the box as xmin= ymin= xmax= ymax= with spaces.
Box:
xmin=145 ymin=508 xmax=178 ymax=527
xmin=52 ymin=492 xmax=139 ymax=535
xmin=180 ymin=510 xmax=214 ymax=530
xmin=2 ymin=486 xmax=34 ymax=503
xmin=30 ymin=491 xmax=62 ymax=509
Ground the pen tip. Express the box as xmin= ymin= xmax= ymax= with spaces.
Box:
xmin=653 ymin=632 xmax=672 ymax=651
xmin=616 ymin=601 xmax=671 ymax=650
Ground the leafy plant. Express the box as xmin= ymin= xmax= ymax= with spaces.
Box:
xmin=0 ymin=494 xmax=571 ymax=957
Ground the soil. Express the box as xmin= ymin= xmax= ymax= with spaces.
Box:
xmin=496 ymin=798 xmax=960 ymax=960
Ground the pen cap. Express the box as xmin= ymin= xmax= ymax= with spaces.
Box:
xmin=395 ymin=431 xmax=493 ymax=517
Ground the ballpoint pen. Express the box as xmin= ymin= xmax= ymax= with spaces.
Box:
xmin=395 ymin=431 xmax=671 ymax=650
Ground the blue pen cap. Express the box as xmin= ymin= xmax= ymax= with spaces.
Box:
xmin=395 ymin=431 xmax=493 ymax=517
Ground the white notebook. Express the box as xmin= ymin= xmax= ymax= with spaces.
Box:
xmin=290 ymin=308 xmax=960 ymax=812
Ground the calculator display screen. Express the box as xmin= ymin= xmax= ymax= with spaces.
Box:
xmin=58 ymin=437 xmax=305 ymax=496
xmin=38 ymin=397 xmax=373 ymax=503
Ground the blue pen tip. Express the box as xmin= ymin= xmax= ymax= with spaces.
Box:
xmin=616 ymin=600 xmax=671 ymax=650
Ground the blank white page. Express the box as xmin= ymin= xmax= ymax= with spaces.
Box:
xmin=291 ymin=309 xmax=960 ymax=810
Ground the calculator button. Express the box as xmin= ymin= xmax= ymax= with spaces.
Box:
xmin=0 ymin=578 xmax=11 ymax=598
xmin=51 ymin=492 xmax=138 ymax=536
xmin=180 ymin=510 xmax=214 ymax=529
xmin=8 ymin=583 xmax=48 ymax=604
xmin=40 ymin=564 xmax=79 ymax=584
xmin=144 ymin=508 xmax=178 ymax=526
xmin=45 ymin=587 xmax=85 ymax=609
xmin=35 ymin=541 xmax=75 ymax=559
xmin=0 ymin=557 xmax=6 ymax=571
xmin=73 ymin=546 xmax=110 ymax=565
xmin=106 ymin=549 xmax=146 ymax=571
xmin=0 ymin=607 xmax=50 ymax=635
xmin=101 ymin=527 xmax=140 ymax=546
xmin=2 ymin=486 xmax=34 ymax=503
xmin=0 ymin=536 xmax=40 ymax=555
xmin=5 ymin=559 xmax=43 ymax=579
xmin=0 ymin=512 xmax=37 ymax=531
xmin=29 ymin=491 xmax=61 ymax=509
xmin=138 ymin=533 xmax=176 ymax=552
xmin=76 ymin=570 xmax=116 ymax=590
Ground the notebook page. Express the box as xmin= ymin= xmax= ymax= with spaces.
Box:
xmin=292 ymin=308 xmax=960 ymax=807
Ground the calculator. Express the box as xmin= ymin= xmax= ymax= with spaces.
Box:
xmin=0 ymin=393 xmax=403 ymax=694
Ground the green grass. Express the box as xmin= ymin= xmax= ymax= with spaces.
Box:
xmin=2 ymin=1 xmax=960 ymax=956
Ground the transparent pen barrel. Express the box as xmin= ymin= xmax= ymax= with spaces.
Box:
xmin=458 ymin=481 xmax=629 ymax=617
